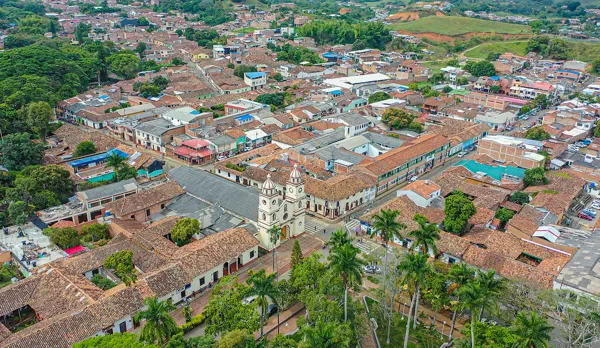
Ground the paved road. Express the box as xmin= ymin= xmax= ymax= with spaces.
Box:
xmin=187 ymin=60 xmax=222 ymax=96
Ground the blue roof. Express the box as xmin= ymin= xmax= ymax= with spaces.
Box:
xmin=556 ymin=69 xmax=582 ymax=75
xmin=323 ymin=52 xmax=343 ymax=58
xmin=489 ymin=76 xmax=501 ymax=81
xmin=190 ymin=110 xmax=200 ymax=115
xmin=236 ymin=114 xmax=253 ymax=122
xmin=68 ymin=148 xmax=129 ymax=168
xmin=455 ymin=159 xmax=525 ymax=181
xmin=329 ymin=90 xmax=343 ymax=96
xmin=245 ymin=72 xmax=266 ymax=79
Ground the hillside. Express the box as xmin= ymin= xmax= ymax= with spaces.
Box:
xmin=390 ymin=16 xmax=532 ymax=36
xmin=465 ymin=41 xmax=529 ymax=59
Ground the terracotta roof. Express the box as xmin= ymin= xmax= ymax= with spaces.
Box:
xmin=104 ymin=182 xmax=185 ymax=217
xmin=401 ymin=180 xmax=440 ymax=199
xmin=437 ymin=231 xmax=471 ymax=258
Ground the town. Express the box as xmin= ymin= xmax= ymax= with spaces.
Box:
xmin=0 ymin=0 xmax=599 ymax=347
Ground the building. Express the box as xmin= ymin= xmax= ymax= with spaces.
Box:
xmin=396 ymin=180 xmax=442 ymax=207
xmin=133 ymin=118 xmax=186 ymax=153
xmin=477 ymin=135 xmax=546 ymax=169
xmin=161 ymin=107 xmax=212 ymax=126
xmin=244 ymin=72 xmax=267 ymax=90
xmin=475 ymin=110 xmax=517 ymax=131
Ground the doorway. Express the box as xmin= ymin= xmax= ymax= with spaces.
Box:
xmin=281 ymin=225 xmax=289 ymax=241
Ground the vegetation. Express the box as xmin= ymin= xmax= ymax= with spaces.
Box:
xmin=73 ymin=141 xmax=97 ymax=158
xmin=182 ymin=28 xmax=226 ymax=48
xmin=233 ymin=65 xmax=257 ymax=79
xmin=104 ymin=250 xmax=137 ymax=286
xmin=464 ymin=60 xmax=497 ymax=77
xmin=135 ymin=297 xmax=178 ymax=346
xmin=381 ymin=108 xmax=423 ymax=133
xmin=509 ymin=191 xmax=530 ymax=205
xmin=0 ymin=133 xmax=44 ymax=171
xmin=245 ymin=269 xmax=279 ymax=337
xmin=368 ymin=92 xmax=391 ymax=104
xmin=525 ymin=126 xmax=551 ymax=140
xmin=255 ymin=92 xmax=290 ymax=108
xmin=133 ymin=76 xmax=170 ymax=97
xmin=524 ymin=167 xmax=548 ymax=187
xmin=329 ymin=244 xmax=363 ymax=322
xmin=290 ymin=240 xmax=303 ymax=270
xmin=268 ymin=43 xmax=324 ymax=65
xmin=464 ymin=41 xmax=529 ymax=59
xmin=297 ymin=20 xmax=392 ymax=50
xmin=391 ymin=16 xmax=531 ymax=36
xmin=444 ymin=190 xmax=477 ymax=235
xmin=408 ymin=214 xmax=440 ymax=255
xmin=170 ymin=218 xmax=200 ymax=246
xmin=495 ymin=208 xmax=516 ymax=229
xmin=81 ymin=223 xmax=110 ymax=243
xmin=91 ymin=274 xmax=117 ymax=290
xmin=43 ymin=226 xmax=80 ymax=249
xmin=74 ymin=333 xmax=158 ymax=348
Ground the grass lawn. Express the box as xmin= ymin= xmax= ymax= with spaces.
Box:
xmin=391 ymin=16 xmax=532 ymax=36
xmin=464 ymin=41 xmax=529 ymax=59
xmin=422 ymin=60 xmax=452 ymax=74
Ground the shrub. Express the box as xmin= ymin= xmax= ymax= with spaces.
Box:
xmin=179 ymin=313 xmax=205 ymax=334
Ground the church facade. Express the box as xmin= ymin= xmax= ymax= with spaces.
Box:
xmin=256 ymin=164 xmax=306 ymax=250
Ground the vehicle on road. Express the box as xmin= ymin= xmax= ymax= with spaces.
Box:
xmin=457 ymin=151 xmax=467 ymax=158
xmin=409 ymin=176 xmax=419 ymax=182
xmin=578 ymin=212 xmax=594 ymax=221
xmin=217 ymin=155 xmax=227 ymax=161
xmin=582 ymin=209 xmax=596 ymax=217
xmin=267 ymin=304 xmax=278 ymax=317
xmin=363 ymin=265 xmax=382 ymax=274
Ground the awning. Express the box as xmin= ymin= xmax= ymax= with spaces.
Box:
xmin=550 ymin=159 xmax=566 ymax=167
xmin=64 ymin=245 xmax=86 ymax=256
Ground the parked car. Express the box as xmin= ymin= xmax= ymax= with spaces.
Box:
xmin=582 ymin=209 xmax=597 ymax=217
xmin=578 ymin=212 xmax=594 ymax=221
xmin=457 ymin=151 xmax=467 ymax=158
xmin=216 ymin=155 xmax=227 ymax=161
xmin=591 ymin=203 xmax=600 ymax=210
xmin=568 ymin=144 xmax=580 ymax=152
xmin=242 ymin=296 xmax=258 ymax=305
xmin=363 ymin=265 xmax=382 ymax=274
xmin=267 ymin=304 xmax=278 ymax=317
xmin=409 ymin=176 xmax=419 ymax=182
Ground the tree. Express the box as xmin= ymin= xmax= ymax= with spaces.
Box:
xmin=245 ymin=269 xmax=279 ymax=337
xmin=290 ymin=253 xmax=327 ymax=293
xmin=73 ymin=141 xmax=97 ymax=158
xmin=329 ymin=244 xmax=363 ymax=322
xmin=595 ymin=121 xmax=600 ymax=138
xmin=464 ymin=60 xmax=496 ymax=77
xmin=408 ymin=214 xmax=440 ymax=255
xmin=455 ymin=321 xmax=519 ymax=348
xmin=74 ymin=333 xmax=158 ymax=348
xmin=82 ymin=223 xmax=110 ymax=242
xmin=135 ymin=42 xmax=147 ymax=58
xmin=106 ymin=152 xmax=127 ymax=176
xmin=75 ymin=22 xmax=91 ymax=43
xmin=533 ymin=94 xmax=549 ymax=109
xmin=135 ymin=297 xmax=178 ymax=346
xmin=290 ymin=240 xmax=303 ymax=270
xmin=593 ymin=58 xmax=600 ymax=75
xmin=299 ymin=320 xmax=352 ymax=348
xmin=457 ymin=76 xmax=469 ymax=86
xmin=382 ymin=108 xmax=416 ymax=130
xmin=25 ymin=101 xmax=52 ymax=140
xmin=398 ymin=253 xmax=431 ymax=348
xmin=0 ymin=133 xmax=44 ymax=170
xmin=233 ymin=65 xmax=257 ymax=78
xmin=268 ymin=334 xmax=298 ymax=348
xmin=91 ymin=274 xmax=117 ymax=290
xmin=107 ymin=53 xmax=141 ymax=79
xmin=524 ymin=167 xmax=548 ymax=187
xmin=46 ymin=227 xmax=80 ymax=249
xmin=525 ymin=126 xmax=550 ymax=140
xmin=204 ymin=276 xmax=261 ymax=336
xmin=171 ymin=57 xmax=185 ymax=66
xmin=327 ymin=229 xmax=352 ymax=250
xmin=218 ymin=330 xmax=255 ymax=348
xmin=444 ymin=191 xmax=477 ymax=235
xmin=495 ymin=207 xmax=515 ymax=229
xmin=368 ymin=92 xmax=391 ymax=104
xmin=442 ymin=86 xmax=453 ymax=94
xmin=448 ymin=263 xmax=476 ymax=340
xmin=273 ymin=72 xmax=284 ymax=82
xmin=138 ymin=17 xmax=150 ymax=26
xmin=371 ymin=209 xmax=406 ymax=316
xmin=104 ymin=250 xmax=137 ymax=286
xmin=510 ymin=311 xmax=553 ymax=348
xmin=8 ymin=201 xmax=31 ymax=225
xmin=170 ymin=218 xmax=199 ymax=246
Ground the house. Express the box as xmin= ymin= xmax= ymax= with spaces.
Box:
xmin=103 ymin=181 xmax=186 ymax=222
xmin=475 ymin=110 xmax=518 ymax=131
xmin=169 ymin=139 xmax=214 ymax=164
xmin=422 ymin=97 xmax=457 ymax=114
xmin=244 ymin=72 xmax=267 ymax=90
xmin=396 ymin=180 xmax=442 ymax=207
xmin=133 ymin=118 xmax=186 ymax=153
xmin=323 ymin=112 xmax=371 ymax=138
xmin=477 ymin=135 xmax=546 ymax=169
xmin=161 ymin=107 xmax=212 ymax=126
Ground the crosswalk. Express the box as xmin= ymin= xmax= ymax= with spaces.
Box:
xmin=344 ymin=219 xmax=361 ymax=234
xmin=304 ymin=217 xmax=328 ymax=235
xmin=352 ymin=238 xmax=381 ymax=255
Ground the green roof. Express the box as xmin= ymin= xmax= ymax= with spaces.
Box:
xmin=456 ymin=160 xmax=525 ymax=181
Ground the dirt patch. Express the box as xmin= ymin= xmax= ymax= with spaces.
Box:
xmin=387 ymin=11 xmax=420 ymax=21
xmin=396 ymin=30 xmax=532 ymax=43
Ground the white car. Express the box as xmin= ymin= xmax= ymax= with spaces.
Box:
xmin=457 ymin=151 xmax=467 ymax=158
xmin=409 ymin=176 xmax=419 ymax=182
xmin=216 ymin=155 xmax=227 ymax=161
xmin=591 ymin=204 xmax=600 ymax=210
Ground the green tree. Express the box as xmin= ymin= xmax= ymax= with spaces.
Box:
xmin=533 ymin=94 xmax=549 ymax=109
xmin=525 ymin=126 xmax=550 ymax=140
xmin=91 ymin=274 xmax=117 ymax=290
xmin=510 ymin=311 xmax=553 ymax=348
xmin=299 ymin=320 xmax=352 ymax=348
xmin=329 ymin=244 xmax=363 ymax=322
xmin=25 ymin=101 xmax=53 ymax=140
xmin=135 ymin=42 xmax=147 ymax=58
xmin=246 ymin=269 xmax=279 ymax=337
xmin=509 ymin=191 xmax=530 ymax=205
xmin=290 ymin=239 xmax=303 ymax=270
xmin=82 ymin=223 xmax=110 ymax=242
xmin=327 ymin=229 xmax=352 ymax=250
xmin=218 ymin=330 xmax=255 ymax=348
xmin=519 ymin=105 xmax=531 ymax=115
xmin=73 ymin=141 xmax=97 ymax=158
xmin=448 ymin=263 xmax=476 ymax=340
xmin=171 ymin=57 xmax=185 ymax=66
xmin=135 ymin=297 xmax=178 ymax=346
xmin=8 ymin=201 xmax=32 ymax=225
xmin=46 ymin=226 xmax=80 ymax=249
xmin=170 ymin=218 xmax=199 ymax=246
xmin=398 ymin=253 xmax=431 ymax=348
xmin=595 ymin=121 xmax=600 ymax=138
xmin=75 ymin=22 xmax=91 ymax=43
xmin=442 ymin=86 xmax=453 ymax=94
xmin=444 ymin=191 xmax=477 ymax=235
xmin=104 ymin=250 xmax=137 ymax=286
xmin=495 ymin=207 xmax=515 ymax=229
xmin=0 ymin=133 xmax=44 ymax=171
xmin=455 ymin=321 xmax=519 ymax=348
xmin=592 ymin=58 xmax=600 ymax=75
xmin=371 ymin=209 xmax=406 ymax=310
xmin=273 ymin=72 xmax=284 ymax=82
xmin=382 ymin=108 xmax=416 ymax=130
xmin=268 ymin=334 xmax=298 ymax=348
xmin=204 ymin=276 xmax=261 ymax=336
xmin=74 ymin=333 xmax=158 ymax=348
xmin=368 ymin=91 xmax=391 ymax=104
xmin=108 ymin=53 xmax=141 ymax=79
xmin=290 ymin=253 xmax=327 ymax=293
xmin=106 ymin=152 xmax=127 ymax=177
xmin=464 ymin=60 xmax=496 ymax=77
xmin=233 ymin=65 xmax=257 ymax=78
xmin=457 ymin=76 xmax=469 ymax=86
xmin=408 ymin=214 xmax=440 ymax=255
xmin=524 ymin=167 xmax=548 ymax=187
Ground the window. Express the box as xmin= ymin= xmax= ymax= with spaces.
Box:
xmin=250 ymin=250 xmax=255 ymax=258
xmin=212 ymin=271 xmax=218 ymax=282
xmin=199 ymin=277 xmax=205 ymax=286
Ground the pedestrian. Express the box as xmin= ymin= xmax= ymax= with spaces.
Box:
xmin=323 ymin=228 xmax=326 ymax=234
xmin=314 ymin=226 xmax=316 ymax=233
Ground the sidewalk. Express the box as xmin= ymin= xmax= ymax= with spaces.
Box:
xmin=258 ymin=302 xmax=305 ymax=340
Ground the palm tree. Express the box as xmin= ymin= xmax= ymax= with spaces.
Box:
xmin=510 ymin=311 xmax=553 ymax=348
xmin=371 ymin=209 xmax=406 ymax=309
xmin=246 ymin=269 xmax=280 ymax=337
xmin=397 ymin=253 xmax=431 ymax=348
xmin=327 ymin=228 xmax=352 ymax=250
xmin=408 ymin=214 xmax=440 ymax=256
xmin=106 ymin=152 xmax=126 ymax=178
xmin=303 ymin=320 xmax=351 ymax=348
xmin=448 ymin=263 xmax=476 ymax=340
xmin=267 ymin=225 xmax=282 ymax=273
xmin=329 ymin=243 xmax=363 ymax=322
xmin=135 ymin=296 xmax=178 ymax=346
xmin=475 ymin=269 xmax=506 ymax=321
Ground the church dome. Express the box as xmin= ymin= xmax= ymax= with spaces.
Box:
xmin=289 ymin=164 xmax=302 ymax=183
xmin=262 ymin=174 xmax=276 ymax=194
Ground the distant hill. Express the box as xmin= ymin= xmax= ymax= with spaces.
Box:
xmin=390 ymin=16 xmax=532 ymax=36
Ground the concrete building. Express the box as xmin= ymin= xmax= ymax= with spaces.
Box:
xmin=477 ymin=135 xmax=546 ymax=169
